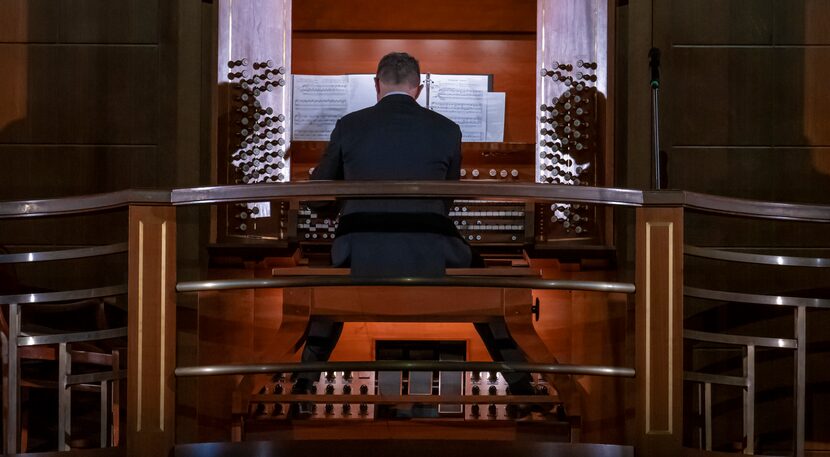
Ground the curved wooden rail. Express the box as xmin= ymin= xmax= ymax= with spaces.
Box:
xmin=1 ymin=183 xmax=828 ymax=222
xmin=176 ymin=276 xmax=636 ymax=294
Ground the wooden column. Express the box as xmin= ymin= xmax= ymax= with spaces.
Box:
xmin=635 ymin=207 xmax=683 ymax=456
xmin=128 ymin=205 xmax=176 ymax=456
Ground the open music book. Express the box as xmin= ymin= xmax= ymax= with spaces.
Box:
xmin=292 ymin=74 xmax=505 ymax=142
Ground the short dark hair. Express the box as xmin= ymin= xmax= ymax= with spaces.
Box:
xmin=376 ymin=52 xmax=421 ymax=88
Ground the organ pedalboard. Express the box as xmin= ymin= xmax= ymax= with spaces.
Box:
xmin=242 ymin=371 xmax=558 ymax=423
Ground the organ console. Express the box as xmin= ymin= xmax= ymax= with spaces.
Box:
xmin=205 ymin=0 xmax=616 ymax=446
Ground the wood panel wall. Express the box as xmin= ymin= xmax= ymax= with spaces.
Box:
xmin=0 ymin=1 xmax=163 ymax=200
xmin=621 ymin=0 xmax=830 ymax=451
xmin=0 ymin=0 xmax=210 ymax=243
xmin=653 ymin=1 xmax=830 ymax=205
xmin=293 ymin=0 xmax=535 ymax=33
xmin=0 ymin=0 xmax=211 ymax=446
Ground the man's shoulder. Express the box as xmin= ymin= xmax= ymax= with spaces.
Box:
xmin=339 ymin=99 xmax=461 ymax=136
xmin=339 ymin=105 xmax=376 ymax=124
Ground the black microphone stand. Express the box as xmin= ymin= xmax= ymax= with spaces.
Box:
xmin=649 ymin=47 xmax=662 ymax=190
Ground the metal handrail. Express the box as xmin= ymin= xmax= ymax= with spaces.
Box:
xmin=18 ymin=327 xmax=127 ymax=347
xmin=176 ymin=276 xmax=636 ymax=294
xmin=685 ymin=245 xmax=830 ymax=268
xmin=0 ymin=242 xmax=128 ymax=264
xmin=0 ymin=285 xmax=127 ymax=305
xmin=67 ymin=369 xmax=126 ymax=387
xmin=684 ymin=371 xmax=748 ymax=388
xmin=684 ymin=329 xmax=797 ymax=349
xmin=684 ymin=286 xmax=830 ymax=309
xmin=1 ymin=184 xmax=829 ymax=223
xmin=174 ymin=360 xmax=635 ymax=378
xmin=683 ymin=191 xmax=830 ymax=223
xmin=170 ymin=181 xmax=646 ymax=206
xmin=0 ymin=189 xmax=170 ymax=219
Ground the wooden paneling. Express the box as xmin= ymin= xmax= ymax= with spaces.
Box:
xmin=0 ymin=45 xmax=159 ymax=144
xmin=635 ymin=207 xmax=684 ymax=456
xmin=777 ymin=47 xmax=830 ymax=146
xmin=653 ymin=0 xmax=830 ymax=205
xmin=685 ymin=212 xmax=830 ymax=249
xmin=0 ymin=45 xmax=28 ymax=133
xmin=293 ymin=0 xmax=536 ymax=33
xmin=668 ymin=0 xmax=772 ymax=45
xmin=0 ymin=0 xmax=59 ymax=42
xmin=0 ymin=146 xmax=159 ymax=200
xmin=530 ymin=259 xmax=630 ymax=444
xmin=196 ymin=259 xmax=300 ymax=442
xmin=666 ymin=48 xmax=774 ymax=146
xmin=773 ymin=0 xmax=830 ymax=45
xmin=292 ymin=37 xmax=536 ymax=143
xmin=59 ymin=0 xmax=159 ymax=44
xmin=0 ymin=211 xmax=127 ymax=246
xmin=12 ymin=253 xmax=127 ymax=291
xmin=0 ymin=0 xmax=159 ymax=44
xmin=667 ymin=147 xmax=830 ymax=204
xmin=128 ymin=205 xmax=176 ymax=457
xmin=0 ymin=0 xmax=188 ymax=206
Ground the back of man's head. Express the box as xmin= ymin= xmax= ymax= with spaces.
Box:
xmin=376 ymin=52 xmax=420 ymax=88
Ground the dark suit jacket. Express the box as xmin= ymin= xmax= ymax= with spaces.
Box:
xmin=311 ymin=94 xmax=471 ymax=276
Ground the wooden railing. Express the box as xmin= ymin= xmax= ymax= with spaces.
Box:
xmin=0 ymin=182 xmax=827 ymax=457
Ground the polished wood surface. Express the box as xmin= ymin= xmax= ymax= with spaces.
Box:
xmin=293 ymin=0 xmax=536 ymax=33
xmin=128 ymin=205 xmax=176 ymax=457
xmin=528 ymin=258 xmax=630 ymax=444
xmin=634 ymin=207 xmax=683 ymax=456
xmin=291 ymin=286 xmax=512 ymax=322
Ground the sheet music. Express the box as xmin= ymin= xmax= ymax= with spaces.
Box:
xmin=292 ymin=75 xmax=348 ymax=140
xmin=345 ymin=74 xmax=378 ymax=113
xmin=485 ymin=92 xmax=506 ymax=142
xmin=346 ymin=74 xmax=428 ymax=113
xmin=428 ymin=74 xmax=489 ymax=142
xmin=293 ymin=73 xmax=498 ymax=142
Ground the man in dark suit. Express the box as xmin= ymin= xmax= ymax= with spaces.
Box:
xmin=293 ymin=52 xmax=535 ymax=404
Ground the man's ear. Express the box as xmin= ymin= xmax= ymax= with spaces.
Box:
xmin=414 ymin=83 xmax=424 ymax=100
xmin=374 ymin=77 xmax=381 ymax=95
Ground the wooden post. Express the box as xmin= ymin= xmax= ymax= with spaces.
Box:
xmin=635 ymin=207 xmax=683 ymax=456
xmin=128 ymin=205 xmax=176 ymax=456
